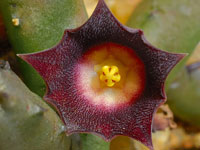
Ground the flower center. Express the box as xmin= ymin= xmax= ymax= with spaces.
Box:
xmin=76 ymin=42 xmax=145 ymax=108
xmin=100 ymin=65 xmax=121 ymax=87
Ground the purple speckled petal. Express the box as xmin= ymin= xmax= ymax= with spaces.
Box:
xmin=18 ymin=0 xmax=185 ymax=149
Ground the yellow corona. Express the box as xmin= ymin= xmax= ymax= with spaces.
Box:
xmin=100 ymin=65 xmax=121 ymax=87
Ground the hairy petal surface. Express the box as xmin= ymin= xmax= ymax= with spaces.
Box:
xmin=19 ymin=0 xmax=185 ymax=149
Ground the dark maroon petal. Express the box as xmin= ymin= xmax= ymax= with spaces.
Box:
xmin=18 ymin=0 xmax=185 ymax=149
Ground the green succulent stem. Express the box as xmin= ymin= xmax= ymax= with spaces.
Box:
xmin=80 ymin=134 xmax=110 ymax=150
xmin=0 ymin=0 xmax=88 ymax=96
xmin=167 ymin=66 xmax=200 ymax=126
xmin=0 ymin=61 xmax=71 ymax=150
xmin=127 ymin=0 xmax=200 ymax=126
xmin=127 ymin=0 xmax=200 ymax=85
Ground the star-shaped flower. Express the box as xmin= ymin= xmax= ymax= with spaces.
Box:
xmin=18 ymin=0 xmax=185 ymax=149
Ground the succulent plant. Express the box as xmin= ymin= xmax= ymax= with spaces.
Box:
xmin=0 ymin=0 xmax=88 ymax=96
xmin=0 ymin=61 xmax=72 ymax=150
xmin=126 ymin=0 xmax=200 ymax=128
xmin=127 ymin=0 xmax=200 ymax=85
xmin=18 ymin=0 xmax=184 ymax=149
xmin=167 ymin=43 xmax=200 ymax=126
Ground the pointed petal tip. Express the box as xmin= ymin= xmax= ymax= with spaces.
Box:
xmin=95 ymin=0 xmax=109 ymax=12
xmin=175 ymin=52 xmax=188 ymax=63
xmin=17 ymin=53 xmax=27 ymax=61
xmin=178 ymin=52 xmax=188 ymax=58
xmin=149 ymin=146 xmax=154 ymax=150
xmin=17 ymin=52 xmax=40 ymax=61
xmin=145 ymin=138 xmax=154 ymax=150
xmin=16 ymin=53 xmax=36 ymax=65
xmin=16 ymin=53 xmax=23 ymax=58
xmin=98 ymin=0 xmax=105 ymax=4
